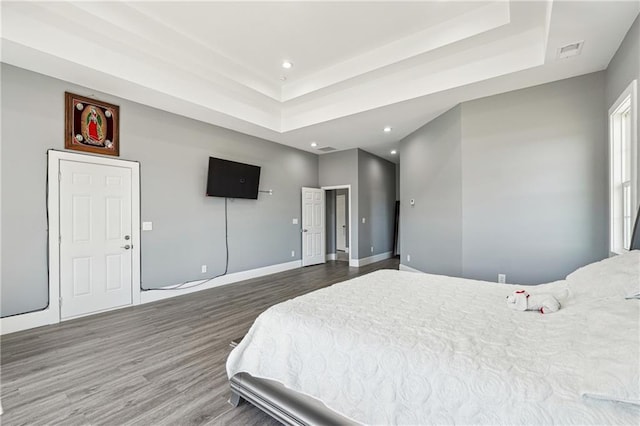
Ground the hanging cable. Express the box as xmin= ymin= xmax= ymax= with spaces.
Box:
xmin=3 ymin=153 xmax=53 ymax=318
xmin=141 ymin=197 xmax=229 ymax=291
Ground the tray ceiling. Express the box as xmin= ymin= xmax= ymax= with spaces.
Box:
xmin=2 ymin=1 xmax=638 ymax=162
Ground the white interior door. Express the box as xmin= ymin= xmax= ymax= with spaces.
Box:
xmin=302 ymin=187 xmax=325 ymax=266
xmin=59 ymin=160 xmax=133 ymax=319
xmin=336 ymin=194 xmax=346 ymax=251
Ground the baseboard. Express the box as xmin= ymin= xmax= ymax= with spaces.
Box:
xmin=351 ymin=251 xmax=393 ymax=267
xmin=140 ymin=260 xmax=303 ymax=304
xmin=399 ymin=264 xmax=423 ymax=273
xmin=1 ymin=260 xmax=303 ymax=335
xmin=1 ymin=307 xmax=59 ymax=335
xmin=327 ymin=253 xmax=337 ymax=260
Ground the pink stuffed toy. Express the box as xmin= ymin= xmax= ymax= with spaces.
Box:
xmin=506 ymin=290 xmax=560 ymax=314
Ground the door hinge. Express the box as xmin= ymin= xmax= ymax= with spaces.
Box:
xmin=59 ymin=297 xmax=62 ymax=306
xmin=58 ymin=171 xmax=61 ymax=182
xmin=58 ymin=235 xmax=61 ymax=245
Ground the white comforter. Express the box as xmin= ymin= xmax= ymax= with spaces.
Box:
xmin=227 ymin=263 xmax=640 ymax=424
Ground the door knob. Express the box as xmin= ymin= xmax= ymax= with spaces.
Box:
xmin=124 ymin=235 xmax=130 ymax=240
xmin=302 ymin=229 xmax=308 ymax=233
xmin=121 ymin=244 xmax=131 ymax=250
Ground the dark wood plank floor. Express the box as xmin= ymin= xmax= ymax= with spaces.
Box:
xmin=1 ymin=258 xmax=399 ymax=425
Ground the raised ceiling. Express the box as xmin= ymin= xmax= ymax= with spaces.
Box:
xmin=1 ymin=1 xmax=639 ymax=163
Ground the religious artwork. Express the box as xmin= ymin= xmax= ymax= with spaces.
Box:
xmin=65 ymin=92 xmax=119 ymax=156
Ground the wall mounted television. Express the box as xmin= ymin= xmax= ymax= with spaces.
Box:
xmin=206 ymin=157 xmax=261 ymax=199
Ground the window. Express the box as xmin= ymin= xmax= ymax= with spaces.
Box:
xmin=609 ymin=80 xmax=638 ymax=254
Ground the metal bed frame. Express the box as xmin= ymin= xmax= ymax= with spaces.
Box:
xmin=229 ymin=372 xmax=357 ymax=425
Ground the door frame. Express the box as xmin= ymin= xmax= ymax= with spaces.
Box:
xmin=48 ymin=150 xmax=141 ymax=321
xmin=301 ymin=187 xmax=326 ymax=267
xmin=321 ymin=185 xmax=353 ymax=266
xmin=335 ymin=193 xmax=347 ymax=252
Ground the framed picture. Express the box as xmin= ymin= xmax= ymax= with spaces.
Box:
xmin=65 ymin=92 xmax=120 ymax=156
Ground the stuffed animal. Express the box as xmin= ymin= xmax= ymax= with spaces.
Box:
xmin=506 ymin=290 xmax=560 ymax=314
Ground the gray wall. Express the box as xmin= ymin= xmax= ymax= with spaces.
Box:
xmin=336 ymin=188 xmax=349 ymax=250
xmin=395 ymin=164 xmax=400 ymax=254
xmin=395 ymin=163 xmax=400 ymax=200
xmin=400 ymin=73 xmax=608 ymax=284
xmin=1 ymin=64 xmax=318 ymax=317
xmin=325 ymin=188 xmax=349 ymax=255
xmin=319 ymin=149 xmax=395 ymax=259
xmin=606 ymin=15 xmax=640 ymax=194
xmin=357 ymin=150 xmax=398 ymax=257
xmin=325 ymin=190 xmax=336 ymax=254
xmin=319 ymin=149 xmax=359 ymax=258
xmin=461 ymin=72 xmax=608 ymax=284
xmin=400 ymin=106 xmax=463 ymax=276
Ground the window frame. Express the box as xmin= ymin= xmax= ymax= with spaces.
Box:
xmin=609 ymin=80 xmax=638 ymax=255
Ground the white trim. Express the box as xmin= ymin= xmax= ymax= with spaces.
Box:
xmin=609 ymin=80 xmax=638 ymax=254
xmin=326 ymin=253 xmax=337 ymax=261
xmin=3 ymin=258 xmax=303 ymax=334
xmin=49 ymin=150 xmax=142 ymax=319
xmin=399 ymin=264 xmax=424 ymax=273
xmin=351 ymin=251 xmax=393 ymax=267
xmin=301 ymin=187 xmax=326 ymax=266
xmin=0 ymin=308 xmax=59 ymax=335
xmin=131 ymin=160 xmax=141 ymax=306
xmin=1 ymin=150 xmax=142 ymax=336
xmin=321 ymin=185 xmax=352 ymax=266
xmin=335 ymin=193 xmax=347 ymax=252
xmin=61 ymin=302 xmax=137 ymax=322
xmin=140 ymin=260 xmax=302 ymax=304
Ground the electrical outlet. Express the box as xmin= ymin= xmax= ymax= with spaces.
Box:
xmin=498 ymin=273 xmax=506 ymax=284
xmin=370 ymin=246 xmax=374 ymax=253
xmin=291 ymin=250 xmax=295 ymax=257
xmin=201 ymin=265 xmax=207 ymax=273
xmin=407 ymin=254 xmax=411 ymax=262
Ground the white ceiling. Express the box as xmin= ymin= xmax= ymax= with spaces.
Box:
xmin=1 ymin=1 xmax=639 ymax=163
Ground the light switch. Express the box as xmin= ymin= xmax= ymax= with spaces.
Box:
xmin=142 ymin=221 xmax=153 ymax=231
xmin=362 ymin=217 xmax=366 ymax=224
xmin=292 ymin=218 xmax=298 ymax=224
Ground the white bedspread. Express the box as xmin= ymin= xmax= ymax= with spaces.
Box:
xmin=227 ymin=268 xmax=640 ymax=425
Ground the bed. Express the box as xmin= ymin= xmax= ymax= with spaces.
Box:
xmin=226 ymin=250 xmax=640 ymax=425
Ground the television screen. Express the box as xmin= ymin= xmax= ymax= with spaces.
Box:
xmin=206 ymin=157 xmax=261 ymax=199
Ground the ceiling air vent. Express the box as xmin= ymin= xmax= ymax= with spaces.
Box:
xmin=318 ymin=147 xmax=337 ymax=152
xmin=557 ymin=41 xmax=584 ymax=59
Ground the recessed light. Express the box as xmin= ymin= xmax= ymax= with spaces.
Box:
xmin=310 ymin=142 xmax=318 ymax=147
xmin=390 ymin=150 xmax=397 ymax=155
xmin=280 ymin=76 xmax=287 ymax=81
xmin=282 ymin=60 xmax=293 ymax=69
xmin=383 ymin=126 xmax=392 ymax=133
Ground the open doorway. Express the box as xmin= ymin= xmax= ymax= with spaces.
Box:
xmin=323 ymin=186 xmax=351 ymax=264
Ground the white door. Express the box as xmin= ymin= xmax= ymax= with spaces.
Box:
xmin=59 ymin=160 xmax=133 ymax=319
xmin=336 ymin=194 xmax=347 ymax=251
xmin=301 ymin=187 xmax=325 ymax=266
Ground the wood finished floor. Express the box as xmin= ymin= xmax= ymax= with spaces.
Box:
xmin=1 ymin=258 xmax=399 ymax=425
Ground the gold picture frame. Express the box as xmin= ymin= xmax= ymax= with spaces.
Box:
xmin=65 ymin=92 xmax=120 ymax=156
